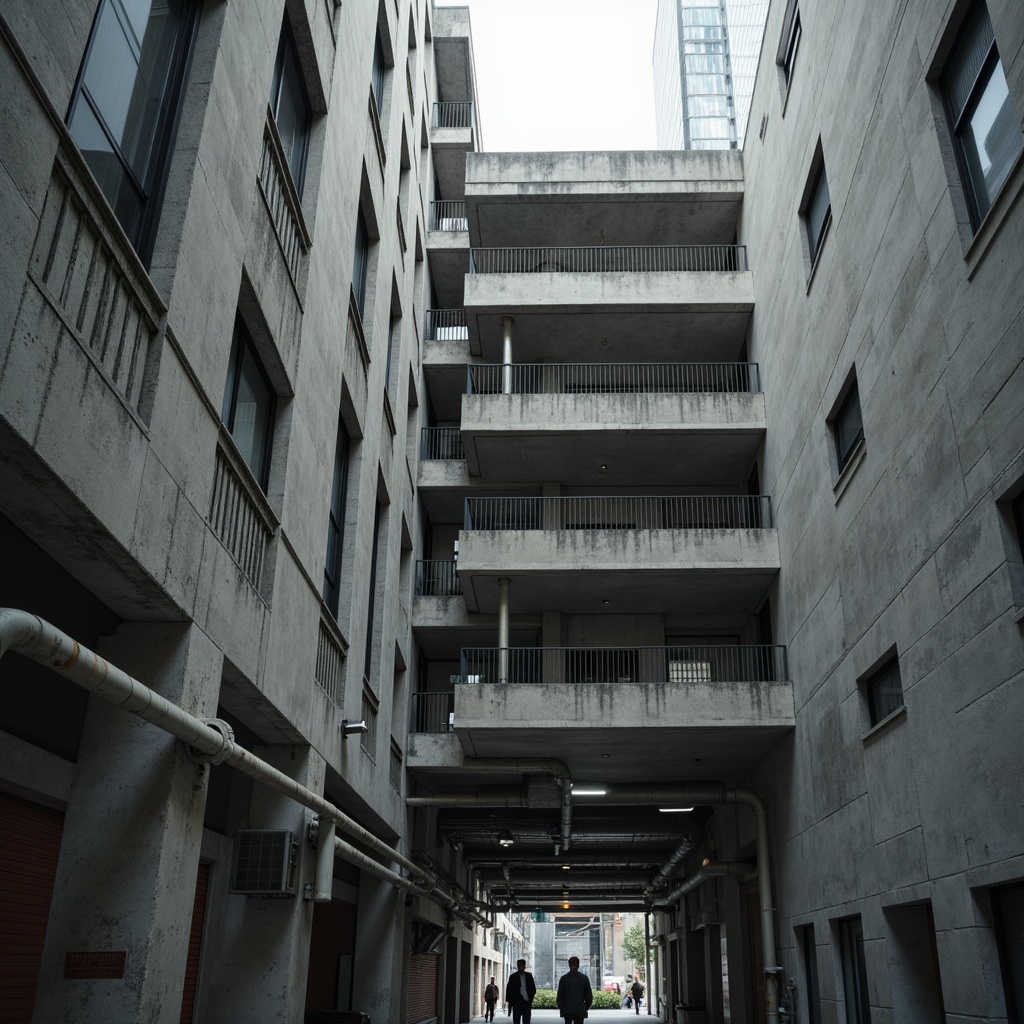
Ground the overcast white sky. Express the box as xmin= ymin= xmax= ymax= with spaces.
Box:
xmin=437 ymin=0 xmax=659 ymax=152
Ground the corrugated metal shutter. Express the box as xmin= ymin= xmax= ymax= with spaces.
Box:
xmin=179 ymin=862 xmax=210 ymax=1024
xmin=0 ymin=793 xmax=64 ymax=1023
xmin=406 ymin=951 xmax=439 ymax=1023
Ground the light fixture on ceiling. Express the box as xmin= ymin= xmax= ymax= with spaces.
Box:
xmin=658 ymin=807 xmax=695 ymax=813
xmin=562 ymin=901 xmax=571 ymax=909
xmin=498 ymin=829 xmax=515 ymax=847
xmin=602 ymin=599 xmax=611 ymax=605
xmin=562 ymin=864 xmax=571 ymax=871
xmin=570 ymin=786 xmax=607 ymax=796
xmin=600 ymin=464 xmax=608 ymax=472
xmin=601 ymin=753 xmax=610 ymax=759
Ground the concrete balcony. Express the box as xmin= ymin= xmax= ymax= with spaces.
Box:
xmin=423 ymin=309 xmax=469 ymax=421
xmin=431 ymin=102 xmax=478 ymax=201
xmin=464 ymin=150 xmax=744 ymax=247
xmin=446 ymin=644 xmax=794 ymax=778
xmin=463 ymin=245 xmax=754 ymax=361
xmin=457 ymin=495 xmax=779 ymax=615
xmin=427 ymin=203 xmax=469 ymax=307
xmin=460 ymin=362 xmax=765 ymax=485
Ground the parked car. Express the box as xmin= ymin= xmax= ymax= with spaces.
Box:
xmin=601 ymin=976 xmax=621 ymax=994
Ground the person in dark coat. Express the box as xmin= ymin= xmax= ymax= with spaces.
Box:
xmin=505 ymin=958 xmax=537 ymax=1024
xmin=556 ymin=956 xmax=593 ymax=1024
xmin=629 ymin=975 xmax=645 ymax=1015
xmin=484 ymin=976 xmax=500 ymax=1022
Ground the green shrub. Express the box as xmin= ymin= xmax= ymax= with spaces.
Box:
xmin=528 ymin=987 xmax=623 ymax=1011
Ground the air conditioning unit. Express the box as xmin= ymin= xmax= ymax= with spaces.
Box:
xmin=230 ymin=829 xmax=299 ymax=897
xmin=690 ymin=909 xmax=719 ymax=931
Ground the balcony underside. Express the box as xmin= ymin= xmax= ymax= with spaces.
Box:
xmin=463 ymin=303 xmax=753 ymax=363
xmin=412 ymin=599 xmax=540 ymax=657
xmin=431 ymin=131 xmax=473 ymax=200
xmin=426 ymin=233 xmax=469 ymax=306
xmin=460 ymin=393 xmax=766 ymax=483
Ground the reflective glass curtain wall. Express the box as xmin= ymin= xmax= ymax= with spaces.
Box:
xmin=680 ymin=1 xmax=736 ymax=149
xmin=722 ymin=0 xmax=769 ymax=145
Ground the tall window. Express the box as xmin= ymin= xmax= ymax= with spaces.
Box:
xmin=371 ymin=31 xmax=387 ymax=114
xmin=863 ymin=654 xmax=904 ymax=726
xmin=783 ymin=7 xmax=802 ymax=84
xmin=839 ymin=916 xmax=872 ymax=1024
xmin=805 ymin=159 xmax=832 ymax=264
xmin=353 ymin=210 xmax=370 ymax=317
xmin=800 ymin=925 xmax=822 ymax=1024
xmin=942 ymin=3 xmax=1022 ymax=229
xmin=364 ymin=501 xmax=386 ymax=681
xmin=323 ymin=419 xmax=351 ymax=617
xmin=67 ymin=0 xmax=200 ymax=262
xmin=270 ymin=17 xmax=312 ymax=197
xmin=993 ymin=882 xmax=1024 ymax=1022
xmin=832 ymin=380 xmax=864 ymax=474
xmin=222 ymin=319 xmax=276 ymax=491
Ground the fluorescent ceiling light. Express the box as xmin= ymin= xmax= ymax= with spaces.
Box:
xmin=658 ymin=807 xmax=694 ymax=813
xmin=571 ymin=787 xmax=607 ymax=796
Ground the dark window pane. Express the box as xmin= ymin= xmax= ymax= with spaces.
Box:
xmin=222 ymin=321 xmax=275 ymax=491
xmin=834 ymin=384 xmax=864 ymax=471
xmin=372 ymin=33 xmax=386 ymax=111
xmin=323 ymin=421 xmax=351 ymax=616
xmin=806 ymin=162 xmax=831 ymax=261
xmin=993 ymin=883 xmax=1024 ymax=1021
xmin=866 ymin=656 xmax=904 ymax=725
xmin=270 ymin=21 xmax=311 ymax=196
xmin=353 ymin=212 xmax=370 ymax=316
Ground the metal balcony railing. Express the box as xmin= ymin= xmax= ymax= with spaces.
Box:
xmin=411 ymin=690 xmax=455 ymax=732
xmin=466 ymin=362 xmax=760 ymax=395
xmin=415 ymin=560 xmax=461 ymax=596
xmin=420 ymin=427 xmax=465 ymax=460
xmin=468 ymin=245 xmax=748 ymax=274
xmin=463 ymin=495 xmax=773 ymax=531
xmin=432 ymin=101 xmax=475 ymax=130
xmin=429 ymin=201 xmax=468 ymax=231
xmin=458 ymin=645 xmax=788 ymax=685
xmin=424 ymin=308 xmax=469 ymax=341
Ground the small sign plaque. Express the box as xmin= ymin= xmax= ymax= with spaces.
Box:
xmin=64 ymin=951 xmax=128 ymax=979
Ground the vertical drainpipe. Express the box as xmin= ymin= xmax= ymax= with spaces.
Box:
xmin=497 ymin=577 xmax=510 ymax=684
xmin=643 ymin=911 xmax=652 ymax=1015
xmin=502 ymin=315 xmax=514 ymax=394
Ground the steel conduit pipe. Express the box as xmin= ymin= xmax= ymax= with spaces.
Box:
xmin=572 ymin=782 xmax=780 ymax=1024
xmin=645 ymin=826 xmax=704 ymax=897
xmin=406 ymin=757 xmax=573 ymax=850
xmin=0 ymin=611 xmax=438 ymax=888
xmin=651 ymin=862 xmax=751 ymax=906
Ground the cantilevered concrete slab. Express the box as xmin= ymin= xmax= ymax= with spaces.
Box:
xmin=426 ymin=228 xmax=470 ymax=306
xmin=460 ymin=392 xmax=766 ymax=483
xmin=464 ymin=271 xmax=754 ymax=360
xmin=457 ymin=528 xmax=780 ymax=614
xmin=465 ymin=150 xmax=744 ymax=247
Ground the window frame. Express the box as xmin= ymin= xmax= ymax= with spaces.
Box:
xmin=832 ymin=381 xmax=865 ymax=476
xmin=940 ymin=2 xmax=1023 ymax=231
xmin=992 ymin=881 xmax=1024 ymax=1023
xmin=269 ymin=15 xmax=313 ymax=198
xmin=805 ymin=159 xmax=832 ymax=266
xmin=862 ymin=653 xmax=905 ymax=727
xmin=221 ymin=317 xmax=277 ymax=493
xmin=323 ymin=418 xmax=351 ymax=618
xmin=371 ymin=30 xmax=387 ymax=114
xmin=782 ymin=8 xmax=801 ymax=84
xmin=353 ymin=209 xmax=371 ymax=318
xmin=66 ymin=0 xmax=200 ymax=265
xmin=838 ymin=916 xmax=873 ymax=1024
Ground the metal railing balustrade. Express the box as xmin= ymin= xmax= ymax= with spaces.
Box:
xmin=414 ymin=560 xmax=461 ymax=596
xmin=424 ymin=308 xmax=468 ymax=341
xmin=463 ymin=495 xmax=773 ymax=531
xmin=458 ymin=645 xmax=788 ymax=685
xmin=431 ymin=101 xmax=475 ymax=129
xmin=420 ymin=428 xmax=465 ymax=460
xmin=410 ymin=691 xmax=455 ymax=732
xmin=429 ymin=201 xmax=468 ymax=231
xmin=468 ymin=245 xmax=748 ymax=274
xmin=466 ymin=362 xmax=760 ymax=395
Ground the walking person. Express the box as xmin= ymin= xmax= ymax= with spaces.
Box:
xmin=505 ymin=958 xmax=537 ymax=1024
xmin=555 ymin=956 xmax=593 ymax=1024
xmin=629 ymin=974 xmax=644 ymax=1015
xmin=484 ymin=976 xmax=499 ymax=1022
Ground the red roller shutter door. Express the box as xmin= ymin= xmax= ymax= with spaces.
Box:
xmin=0 ymin=793 xmax=65 ymax=1023
xmin=406 ymin=951 xmax=439 ymax=1023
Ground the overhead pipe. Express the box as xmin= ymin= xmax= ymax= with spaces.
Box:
xmin=406 ymin=757 xmax=573 ymax=850
xmin=0 ymin=610 xmax=499 ymax=920
xmin=651 ymin=862 xmax=752 ymax=906
xmin=571 ymin=783 xmax=780 ymax=1024
xmin=645 ymin=826 xmax=704 ymax=897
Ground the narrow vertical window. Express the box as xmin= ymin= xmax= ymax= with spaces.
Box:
xmin=67 ymin=0 xmax=200 ymax=262
xmin=839 ymin=917 xmax=872 ymax=1024
xmin=863 ymin=654 xmax=904 ymax=726
xmin=805 ymin=161 xmax=832 ymax=264
xmin=323 ymin=419 xmax=351 ymax=618
xmin=269 ymin=17 xmax=312 ymax=197
xmin=832 ymin=380 xmax=864 ymax=474
xmin=941 ymin=3 xmax=1022 ymax=229
xmin=364 ymin=501 xmax=385 ymax=682
xmin=801 ymin=925 xmax=821 ymax=1024
xmin=371 ymin=31 xmax=387 ymax=114
xmin=353 ymin=210 xmax=370 ymax=317
xmin=783 ymin=9 xmax=802 ymax=84
xmin=384 ymin=313 xmax=397 ymax=396
xmin=221 ymin=319 xmax=276 ymax=491
xmin=993 ymin=882 xmax=1024 ymax=1021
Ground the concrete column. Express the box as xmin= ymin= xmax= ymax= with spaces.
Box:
xmin=502 ymin=315 xmax=514 ymax=395
xmin=352 ymin=873 xmax=405 ymax=1022
xmin=498 ymin=577 xmax=511 ymax=684
xmin=205 ymin=744 xmax=326 ymax=1023
xmin=32 ymin=622 xmax=222 ymax=1024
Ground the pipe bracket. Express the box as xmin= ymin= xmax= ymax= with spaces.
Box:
xmin=186 ymin=718 xmax=235 ymax=765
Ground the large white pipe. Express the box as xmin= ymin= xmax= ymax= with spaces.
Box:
xmin=0 ymin=610 xmax=447 ymax=894
xmin=315 ymin=821 xmax=337 ymax=902
xmin=501 ymin=316 xmax=513 ymax=394
xmin=497 ymin=577 xmax=510 ymax=684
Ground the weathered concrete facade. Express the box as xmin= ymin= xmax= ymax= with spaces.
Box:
xmin=1 ymin=0 xmax=1023 ymax=1022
